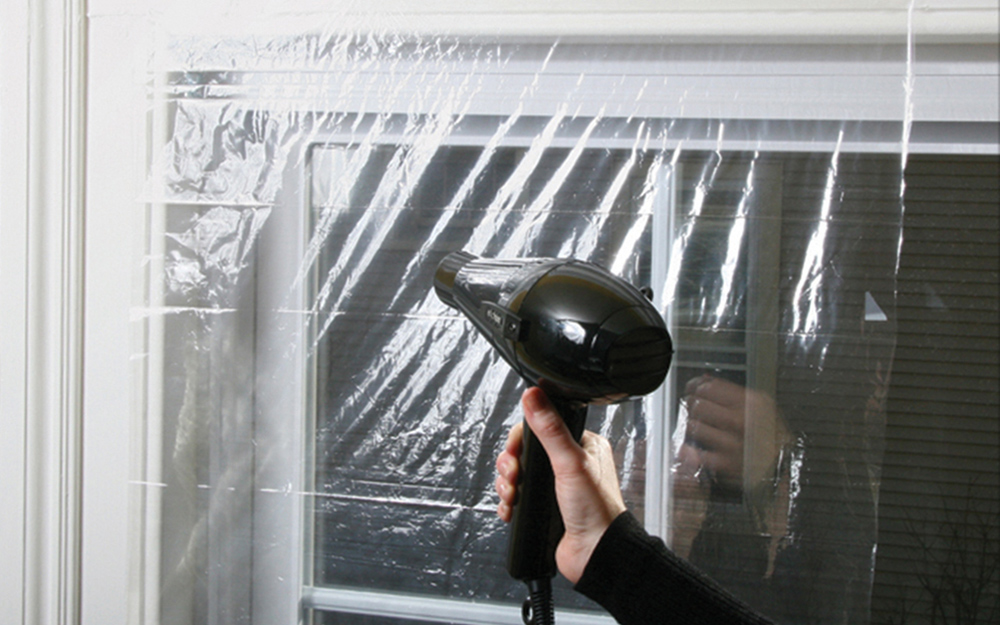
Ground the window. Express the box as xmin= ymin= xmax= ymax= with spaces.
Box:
xmin=136 ymin=35 xmax=998 ymax=622
xmin=292 ymin=139 xmax=907 ymax=624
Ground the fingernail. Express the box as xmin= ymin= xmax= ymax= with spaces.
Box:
xmin=499 ymin=458 xmax=513 ymax=477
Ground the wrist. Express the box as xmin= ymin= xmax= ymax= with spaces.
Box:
xmin=558 ymin=509 xmax=626 ymax=585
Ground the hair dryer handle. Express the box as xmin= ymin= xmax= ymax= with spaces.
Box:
xmin=506 ymin=396 xmax=588 ymax=582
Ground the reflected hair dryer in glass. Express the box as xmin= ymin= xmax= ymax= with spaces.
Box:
xmin=434 ymin=251 xmax=672 ymax=624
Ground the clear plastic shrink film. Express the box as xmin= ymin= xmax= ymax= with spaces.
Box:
xmin=139 ymin=6 xmax=908 ymax=624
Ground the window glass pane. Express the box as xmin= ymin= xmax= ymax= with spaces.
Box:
xmin=870 ymin=155 xmax=999 ymax=624
xmin=666 ymin=152 xmax=903 ymax=623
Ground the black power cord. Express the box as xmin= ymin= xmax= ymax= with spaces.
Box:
xmin=521 ymin=578 xmax=555 ymax=625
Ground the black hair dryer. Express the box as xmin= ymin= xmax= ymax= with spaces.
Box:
xmin=434 ymin=251 xmax=672 ymax=625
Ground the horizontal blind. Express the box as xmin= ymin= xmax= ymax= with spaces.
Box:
xmin=871 ymin=155 xmax=1000 ymax=624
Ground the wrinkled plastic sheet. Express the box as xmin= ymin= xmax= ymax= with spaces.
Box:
xmin=139 ymin=18 xmax=906 ymax=625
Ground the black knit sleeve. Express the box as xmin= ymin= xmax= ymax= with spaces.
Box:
xmin=574 ymin=512 xmax=775 ymax=625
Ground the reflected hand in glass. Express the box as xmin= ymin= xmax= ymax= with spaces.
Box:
xmin=671 ymin=374 xmax=794 ymax=563
xmin=682 ymin=374 xmax=790 ymax=493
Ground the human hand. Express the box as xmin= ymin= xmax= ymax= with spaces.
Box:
xmin=495 ymin=387 xmax=627 ymax=585
xmin=683 ymin=374 xmax=789 ymax=492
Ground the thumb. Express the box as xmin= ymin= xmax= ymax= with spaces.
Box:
xmin=521 ymin=387 xmax=584 ymax=477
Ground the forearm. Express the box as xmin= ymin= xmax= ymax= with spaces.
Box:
xmin=574 ymin=512 xmax=775 ymax=625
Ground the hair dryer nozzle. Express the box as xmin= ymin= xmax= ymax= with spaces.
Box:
xmin=434 ymin=250 xmax=476 ymax=308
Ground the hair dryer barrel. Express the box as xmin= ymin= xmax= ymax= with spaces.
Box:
xmin=432 ymin=250 xmax=475 ymax=308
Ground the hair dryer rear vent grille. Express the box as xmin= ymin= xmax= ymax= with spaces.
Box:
xmin=606 ymin=328 xmax=673 ymax=396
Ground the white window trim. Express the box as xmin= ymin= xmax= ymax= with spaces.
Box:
xmin=134 ymin=0 xmax=1000 ymax=44
xmin=0 ymin=2 xmax=30 ymax=623
xmin=1 ymin=1 xmax=87 ymax=625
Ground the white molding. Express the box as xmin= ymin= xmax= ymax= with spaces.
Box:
xmin=12 ymin=1 xmax=89 ymax=624
xmin=127 ymin=0 xmax=999 ymax=43
xmin=0 ymin=1 xmax=31 ymax=623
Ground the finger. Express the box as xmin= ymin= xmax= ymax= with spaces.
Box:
xmin=692 ymin=376 xmax=745 ymax=410
xmin=495 ymin=473 xmax=517 ymax=505
xmin=504 ymin=421 xmax=524 ymax=456
xmin=686 ymin=419 xmax=740 ymax=453
xmin=699 ymin=449 xmax=743 ymax=484
xmin=688 ymin=395 xmax=743 ymax=434
xmin=497 ymin=422 xmax=522 ymax=480
xmin=496 ymin=448 xmax=519 ymax=482
xmin=684 ymin=373 xmax=711 ymax=396
xmin=521 ymin=387 xmax=585 ymax=477
xmin=497 ymin=500 xmax=512 ymax=523
xmin=674 ymin=443 xmax=703 ymax=471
